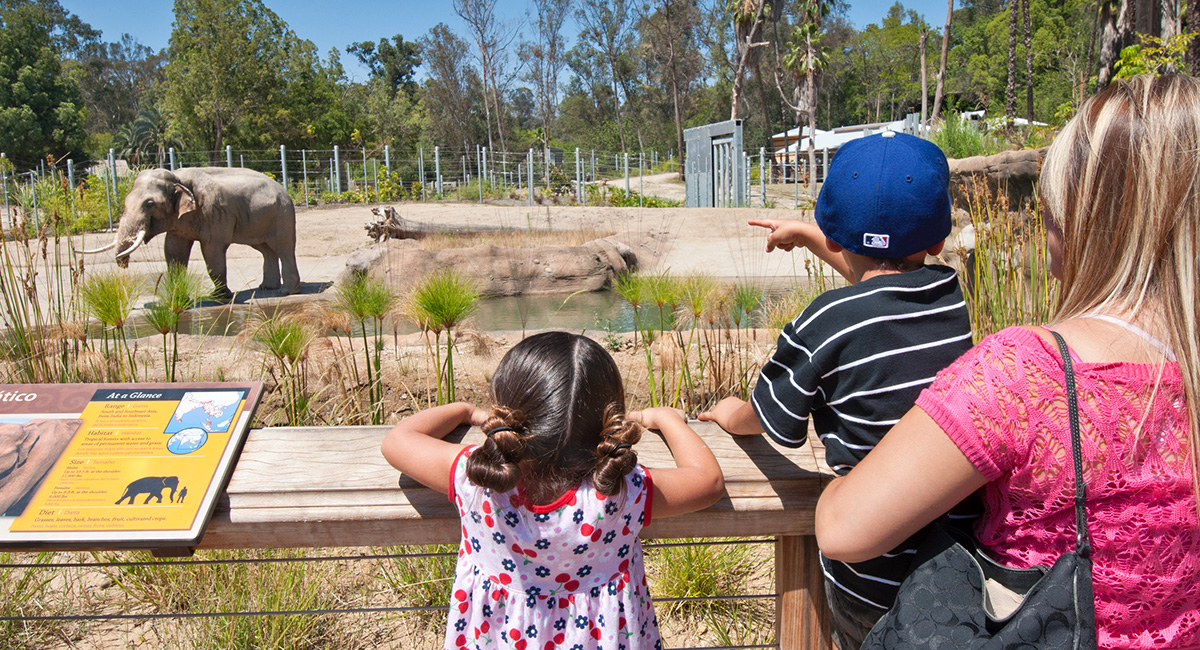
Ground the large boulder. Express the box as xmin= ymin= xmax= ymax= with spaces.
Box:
xmin=344 ymin=233 xmax=656 ymax=296
xmin=948 ymin=148 xmax=1045 ymax=212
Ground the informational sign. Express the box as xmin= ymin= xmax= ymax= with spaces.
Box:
xmin=0 ymin=382 xmax=262 ymax=548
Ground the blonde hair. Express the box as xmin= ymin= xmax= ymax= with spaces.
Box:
xmin=1039 ymin=74 xmax=1200 ymax=495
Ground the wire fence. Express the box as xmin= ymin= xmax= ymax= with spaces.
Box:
xmin=0 ymin=139 xmax=837 ymax=232
xmin=0 ymin=539 xmax=779 ymax=649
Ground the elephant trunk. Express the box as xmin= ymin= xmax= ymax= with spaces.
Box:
xmin=115 ymin=228 xmax=146 ymax=268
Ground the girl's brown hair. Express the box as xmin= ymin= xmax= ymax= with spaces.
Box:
xmin=465 ymin=331 xmax=641 ymax=503
xmin=1039 ymin=73 xmax=1200 ymax=502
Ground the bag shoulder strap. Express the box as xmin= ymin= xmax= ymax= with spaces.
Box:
xmin=1049 ymin=330 xmax=1092 ymax=559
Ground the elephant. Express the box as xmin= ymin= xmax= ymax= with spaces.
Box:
xmin=82 ymin=167 xmax=299 ymax=301
xmin=115 ymin=475 xmax=180 ymax=505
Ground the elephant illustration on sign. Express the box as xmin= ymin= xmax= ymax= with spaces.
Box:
xmin=82 ymin=167 xmax=299 ymax=301
xmin=115 ymin=476 xmax=180 ymax=505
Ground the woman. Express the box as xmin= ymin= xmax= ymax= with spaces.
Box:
xmin=815 ymin=73 xmax=1200 ymax=649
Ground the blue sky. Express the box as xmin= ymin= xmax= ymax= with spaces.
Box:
xmin=60 ymin=0 xmax=952 ymax=82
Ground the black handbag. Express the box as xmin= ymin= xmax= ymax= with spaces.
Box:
xmin=860 ymin=330 xmax=1097 ymax=650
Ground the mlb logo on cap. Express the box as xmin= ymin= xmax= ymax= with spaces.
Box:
xmin=815 ymin=131 xmax=951 ymax=258
xmin=863 ymin=233 xmax=890 ymax=249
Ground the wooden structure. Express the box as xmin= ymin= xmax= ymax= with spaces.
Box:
xmin=21 ymin=422 xmax=836 ymax=649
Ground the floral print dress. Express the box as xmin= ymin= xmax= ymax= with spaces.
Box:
xmin=444 ymin=446 xmax=661 ymax=650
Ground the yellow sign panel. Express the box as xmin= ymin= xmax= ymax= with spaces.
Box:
xmin=0 ymin=383 xmax=262 ymax=547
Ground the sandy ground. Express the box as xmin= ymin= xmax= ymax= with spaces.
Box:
xmin=63 ymin=173 xmax=831 ymax=308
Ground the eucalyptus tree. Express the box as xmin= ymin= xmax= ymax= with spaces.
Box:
xmin=453 ymin=0 xmax=521 ymax=153
xmin=73 ymin=35 xmax=165 ymax=135
xmin=520 ymin=0 xmax=572 ymax=148
xmin=576 ymin=0 xmax=640 ymax=151
xmin=641 ymin=0 xmax=705 ymax=162
xmin=420 ymin=23 xmax=488 ymax=154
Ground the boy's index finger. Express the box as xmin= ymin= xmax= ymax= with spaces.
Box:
xmin=747 ymin=218 xmax=776 ymax=231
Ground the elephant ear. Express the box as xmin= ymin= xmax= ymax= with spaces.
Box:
xmin=174 ymin=184 xmax=198 ymax=218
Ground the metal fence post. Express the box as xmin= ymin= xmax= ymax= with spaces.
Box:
xmin=301 ymin=149 xmax=309 ymax=207
xmin=169 ymin=147 xmax=177 ymax=170
xmin=29 ymin=172 xmax=40 ymax=229
xmin=280 ymin=145 xmax=288 ymax=189
xmin=107 ymin=148 xmax=117 ymax=198
xmin=479 ymin=145 xmax=484 ymax=203
xmin=591 ymin=150 xmax=595 ymax=183
xmin=67 ymin=158 xmax=74 ymax=189
xmin=419 ymin=146 xmax=426 ymax=201
xmin=345 ymin=162 xmax=351 ymax=192
xmin=435 ymin=146 xmax=442 ymax=195
xmin=384 ymin=145 xmax=390 ymax=171
xmin=639 ymin=152 xmax=643 ymax=207
xmin=103 ymin=163 xmax=114 ymax=231
xmin=760 ymin=147 xmax=766 ymax=207
xmin=527 ymin=148 xmax=534 ymax=207
xmin=226 ymin=145 xmax=233 ymax=167
xmin=333 ymin=145 xmax=341 ymax=192
xmin=575 ymin=148 xmax=581 ymax=204
xmin=822 ymin=147 xmax=829 ymax=184
xmin=1 ymin=155 xmax=9 ymax=231
xmin=624 ymin=152 xmax=630 ymax=195
xmin=361 ymin=148 xmax=368 ymax=198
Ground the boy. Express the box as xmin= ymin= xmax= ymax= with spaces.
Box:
xmin=700 ymin=131 xmax=974 ymax=649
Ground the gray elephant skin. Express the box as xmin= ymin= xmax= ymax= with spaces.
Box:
xmin=115 ymin=475 xmax=180 ymax=505
xmin=87 ymin=167 xmax=299 ymax=300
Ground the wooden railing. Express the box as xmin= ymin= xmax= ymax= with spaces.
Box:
xmin=22 ymin=421 xmax=837 ymax=649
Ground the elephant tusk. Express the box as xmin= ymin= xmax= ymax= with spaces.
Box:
xmin=116 ymin=229 xmax=147 ymax=260
xmin=78 ymin=237 xmax=119 ymax=254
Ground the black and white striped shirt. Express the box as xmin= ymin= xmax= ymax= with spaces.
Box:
xmin=751 ymin=264 xmax=975 ymax=611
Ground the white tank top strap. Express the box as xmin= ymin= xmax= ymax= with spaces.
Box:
xmin=1077 ymin=313 xmax=1177 ymax=361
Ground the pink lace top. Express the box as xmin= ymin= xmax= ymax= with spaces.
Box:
xmin=916 ymin=327 xmax=1200 ymax=650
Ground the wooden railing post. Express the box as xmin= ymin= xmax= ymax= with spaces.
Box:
xmin=776 ymin=534 xmax=832 ymax=650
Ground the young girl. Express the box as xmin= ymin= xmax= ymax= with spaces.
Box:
xmin=381 ymin=331 xmax=724 ymax=650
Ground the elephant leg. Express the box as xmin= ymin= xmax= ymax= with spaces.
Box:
xmin=200 ymin=243 xmax=233 ymax=301
xmin=279 ymin=248 xmax=301 ymax=295
xmin=252 ymin=243 xmax=282 ymax=290
xmin=163 ymin=234 xmax=194 ymax=269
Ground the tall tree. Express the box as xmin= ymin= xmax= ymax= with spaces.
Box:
xmin=1023 ymin=0 xmax=1032 ymax=123
xmin=421 ymin=23 xmax=487 ymax=152
xmin=73 ymin=35 xmax=165 ymax=134
xmin=1006 ymin=0 xmax=1018 ymax=120
xmin=730 ymin=0 xmax=770 ymax=120
xmin=930 ymin=0 xmax=953 ymax=122
xmin=520 ymin=0 xmax=571 ymax=148
xmin=0 ymin=0 xmax=98 ymax=58
xmin=347 ymin=35 xmax=422 ymax=98
xmin=576 ymin=0 xmax=639 ymax=151
xmin=165 ymin=0 xmax=303 ymax=155
xmin=0 ymin=1 xmax=88 ymax=166
xmin=641 ymin=0 xmax=704 ymax=162
xmin=453 ymin=0 xmax=519 ymax=152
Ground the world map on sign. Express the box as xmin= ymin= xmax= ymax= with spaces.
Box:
xmin=164 ymin=391 xmax=243 ymax=434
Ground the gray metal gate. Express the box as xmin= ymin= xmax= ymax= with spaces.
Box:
xmin=685 ymin=120 xmax=745 ymax=208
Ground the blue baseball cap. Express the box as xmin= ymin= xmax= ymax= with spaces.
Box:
xmin=815 ymin=131 xmax=951 ymax=258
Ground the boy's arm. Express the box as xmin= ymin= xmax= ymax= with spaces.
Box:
xmin=698 ymin=397 xmax=765 ymax=436
xmin=380 ymin=402 xmax=488 ymax=494
xmin=748 ymin=218 xmax=855 ymax=281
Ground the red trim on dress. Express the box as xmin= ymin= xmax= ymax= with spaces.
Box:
xmin=447 ymin=445 xmax=475 ymax=504
xmin=642 ymin=467 xmax=654 ymax=528
xmin=520 ymin=484 xmax=580 ymax=514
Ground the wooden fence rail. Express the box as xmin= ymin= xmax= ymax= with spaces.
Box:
xmin=20 ymin=421 xmax=836 ymax=650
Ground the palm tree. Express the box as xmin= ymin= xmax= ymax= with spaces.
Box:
xmin=779 ymin=1 xmax=830 ymax=201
